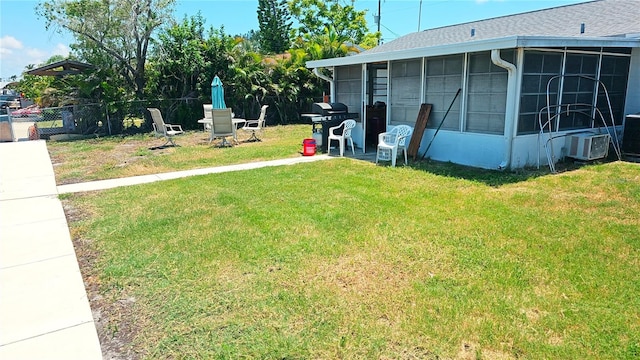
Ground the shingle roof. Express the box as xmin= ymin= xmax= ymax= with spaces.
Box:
xmin=364 ymin=0 xmax=640 ymax=55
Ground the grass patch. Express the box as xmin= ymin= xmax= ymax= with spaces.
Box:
xmin=47 ymin=124 xmax=311 ymax=185
xmin=65 ymin=159 xmax=640 ymax=359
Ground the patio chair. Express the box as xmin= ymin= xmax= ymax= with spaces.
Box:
xmin=376 ymin=125 xmax=413 ymax=167
xmin=202 ymin=104 xmax=213 ymax=131
xmin=147 ymin=107 xmax=184 ymax=147
xmin=327 ymin=119 xmax=356 ymax=157
xmin=241 ymin=104 xmax=268 ymax=142
xmin=210 ymin=108 xmax=235 ymax=147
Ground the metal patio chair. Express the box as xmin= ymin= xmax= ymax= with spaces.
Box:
xmin=210 ymin=108 xmax=235 ymax=147
xmin=241 ymin=104 xmax=268 ymax=142
xmin=147 ymin=107 xmax=184 ymax=147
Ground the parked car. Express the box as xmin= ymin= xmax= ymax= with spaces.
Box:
xmin=0 ymin=95 xmax=21 ymax=111
xmin=11 ymin=104 xmax=41 ymax=117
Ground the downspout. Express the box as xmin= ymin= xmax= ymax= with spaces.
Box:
xmin=313 ymin=67 xmax=335 ymax=102
xmin=491 ymin=49 xmax=517 ymax=170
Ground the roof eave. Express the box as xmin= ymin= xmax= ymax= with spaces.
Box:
xmin=306 ymin=35 xmax=640 ymax=69
xmin=26 ymin=59 xmax=94 ymax=77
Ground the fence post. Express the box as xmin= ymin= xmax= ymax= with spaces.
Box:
xmin=105 ymin=103 xmax=112 ymax=135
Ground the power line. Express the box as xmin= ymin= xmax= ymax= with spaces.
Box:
xmin=380 ymin=23 xmax=401 ymax=39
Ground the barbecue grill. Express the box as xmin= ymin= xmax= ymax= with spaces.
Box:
xmin=301 ymin=102 xmax=359 ymax=153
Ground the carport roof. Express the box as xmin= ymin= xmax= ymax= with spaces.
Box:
xmin=26 ymin=60 xmax=94 ymax=77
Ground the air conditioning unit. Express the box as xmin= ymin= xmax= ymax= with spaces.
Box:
xmin=565 ymin=133 xmax=610 ymax=161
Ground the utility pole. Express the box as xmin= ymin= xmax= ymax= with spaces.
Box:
xmin=418 ymin=0 xmax=423 ymax=31
xmin=376 ymin=0 xmax=381 ymax=45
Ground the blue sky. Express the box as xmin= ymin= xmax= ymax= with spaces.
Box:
xmin=0 ymin=0 xmax=587 ymax=82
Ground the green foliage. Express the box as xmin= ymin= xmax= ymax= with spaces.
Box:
xmin=37 ymin=0 xmax=176 ymax=99
xmin=22 ymin=0 xmax=378 ymax=132
xmin=16 ymin=74 xmax=53 ymax=106
xmin=288 ymin=0 xmax=371 ymax=46
xmin=147 ymin=13 xmax=210 ymax=101
xmin=257 ymin=0 xmax=292 ymax=54
xmin=260 ymin=50 xmax=325 ymax=123
xmin=201 ymin=29 xmax=246 ymax=102
xmin=297 ymin=24 xmax=363 ymax=60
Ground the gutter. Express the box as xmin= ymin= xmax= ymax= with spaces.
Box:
xmin=312 ymin=67 xmax=335 ymax=102
xmin=491 ymin=49 xmax=517 ymax=170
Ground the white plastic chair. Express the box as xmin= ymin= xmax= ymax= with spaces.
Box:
xmin=376 ymin=125 xmax=413 ymax=166
xmin=210 ymin=108 xmax=235 ymax=147
xmin=241 ymin=104 xmax=268 ymax=142
xmin=327 ymin=119 xmax=356 ymax=157
xmin=147 ymin=107 xmax=184 ymax=147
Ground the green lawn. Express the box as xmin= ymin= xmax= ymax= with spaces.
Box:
xmin=64 ymin=157 xmax=640 ymax=359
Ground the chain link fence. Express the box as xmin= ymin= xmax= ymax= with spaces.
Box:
xmin=8 ymin=103 xmax=105 ymax=139
xmin=7 ymin=96 xmax=323 ymax=140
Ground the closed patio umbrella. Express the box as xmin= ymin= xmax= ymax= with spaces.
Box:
xmin=211 ymin=75 xmax=226 ymax=109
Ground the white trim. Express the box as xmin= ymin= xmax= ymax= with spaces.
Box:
xmin=361 ymin=63 xmax=367 ymax=153
xmin=460 ymin=53 xmax=468 ymax=133
xmin=420 ymin=57 xmax=425 ymax=115
xmin=306 ymin=36 xmax=640 ymax=69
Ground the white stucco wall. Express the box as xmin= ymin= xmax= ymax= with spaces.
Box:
xmin=511 ymin=126 xmax=624 ymax=169
xmin=512 ymin=134 xmax=556 ymax=169
xmin=417 ymin=130 xmax=505 ymax=169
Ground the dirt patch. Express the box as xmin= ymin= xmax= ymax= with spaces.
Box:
xmin=310 ymin=251 xmax=413 ymax=300
xmin=49 ymin=130 xmax=228 ymax=185
xmin=62 ymin=199 xmax=143 ymax=360
xmin=50 ymin=128 xmax=256 ymax=183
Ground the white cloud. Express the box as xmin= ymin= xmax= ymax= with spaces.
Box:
xmin=0 ymin=35 xmax=23 ymax=51
xmin=0 ymin=35 xmax=23 ymax=60
xmin=52 ymin=43 xmax=70 ymax=57
xmin=0 ymin=37 xmax=71 ymax=80
xmin=25 ymin=48 xmax=47 ymax=59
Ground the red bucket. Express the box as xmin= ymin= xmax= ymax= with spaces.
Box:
xmin=302 ymin=138 xmax=316 ymax=156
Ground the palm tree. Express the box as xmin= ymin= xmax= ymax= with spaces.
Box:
xmin=300 ymin=25 xmax=362 ymax=60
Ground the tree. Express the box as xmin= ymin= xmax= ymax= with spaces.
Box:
xmin=288 ymin=0 xmax=372 ymax=47
xmin=302 ymin=25 xmax=362 ymax=60
xmin=37 ymin=0 xmax=176 ymax=100
xmin=146 ymin=15 xmax=244 ymax=129
xmin=257 ymin=0 xmax=292 ymax=54
xmin=262 ymin=48 xmax=324 ymax=123
xmin=147 ymin=13 xmax=210 ymax=101
xmin=16 ymin=56 xmax=63 ymax=105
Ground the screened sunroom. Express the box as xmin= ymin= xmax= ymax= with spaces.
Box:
xmin=307 ymin=0 xmax=640 ymax=169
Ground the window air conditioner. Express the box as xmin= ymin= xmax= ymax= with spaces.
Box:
xmin=565 ymin=133 xmax=610 ymax=161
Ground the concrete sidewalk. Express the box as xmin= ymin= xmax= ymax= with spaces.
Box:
xmin=0 ymin=140 xmax=102 ymax=359
xmin=58 ymin=153 xmax=334 ymax=194
xmin=1 ymin=137 xmax=340 ymax=359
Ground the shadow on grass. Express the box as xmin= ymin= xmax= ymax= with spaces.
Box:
xmin=349 ymin=151 xmax=549 ymax=186
xmin=408 ymin=159 xmax=550 ymax=187
xmin=406 ymin=156 xmax=619 ymax=187
xmin=148 ymin=144 xmax=179 ymax=150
